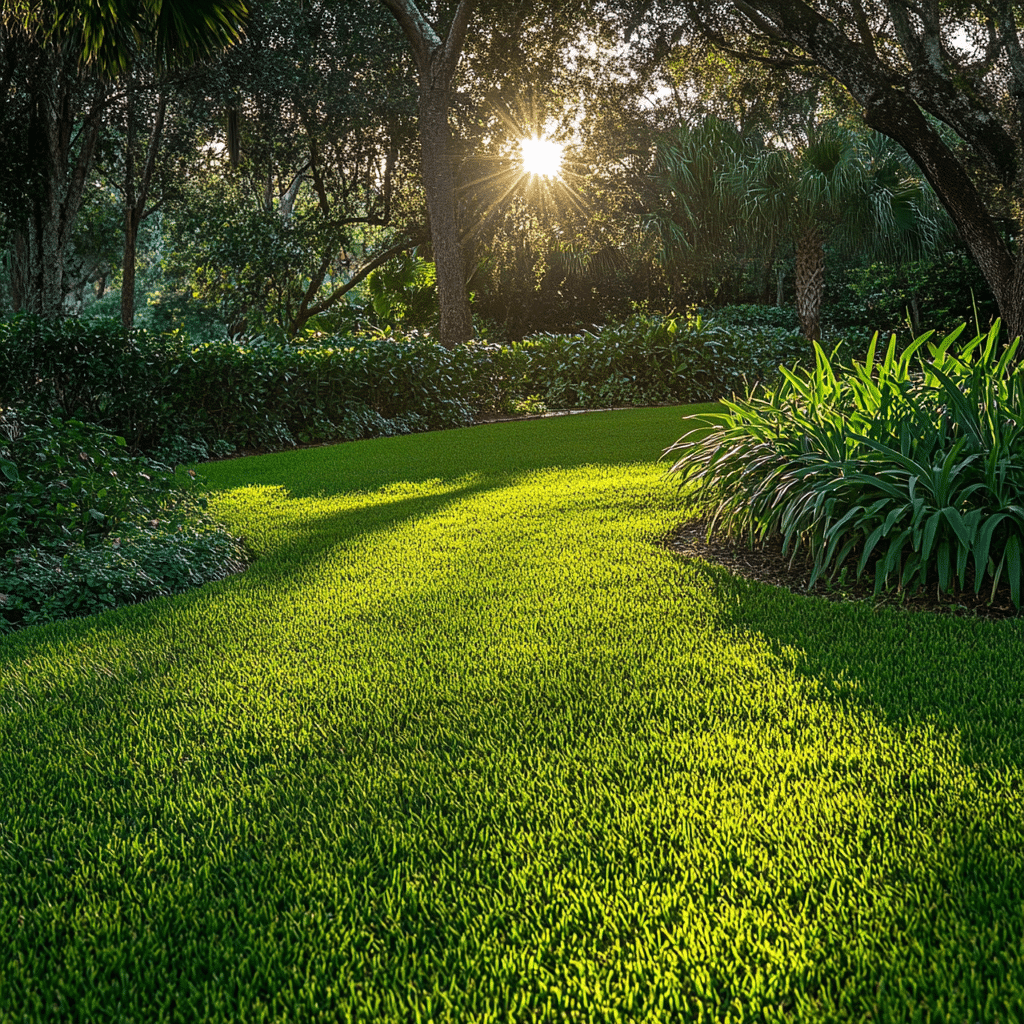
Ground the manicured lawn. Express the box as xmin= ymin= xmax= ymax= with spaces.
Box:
xmin=2 ymin=404 xmax=1024 ymax=1022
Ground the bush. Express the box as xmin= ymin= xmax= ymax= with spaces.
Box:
xmin=0 ymin=411 xmax=201 ymax=552
xmin=831 ymin=252 xmax=998 ymax=335
xmin=0 ymin=317 xmax=475 ymax=452
xmin=0 ymin=519 xmax=248 ymax=632
xmin=0 ymin=309 xmax=807 ymax=459
xmin=0 ymin=409 xmax=248 ymax=632
xmin=503 ymin=308 xmax=807 ymax=409
xmin=666 ymin=324 xmax=1024 ymax=607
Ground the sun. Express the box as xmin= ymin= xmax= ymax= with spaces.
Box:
xmin=520 ymin=136 xmax=564 ymax=178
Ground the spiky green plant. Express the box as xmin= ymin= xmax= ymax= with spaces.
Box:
xmin=665 ymin=323 xmax=1024 ymax=606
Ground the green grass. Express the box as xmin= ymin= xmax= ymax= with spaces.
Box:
xmin=2 ymin=404 xmax=1024 ymax=1023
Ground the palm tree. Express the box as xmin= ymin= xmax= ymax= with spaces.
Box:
xmin=648 ymin=118 xmax=947 ymax=341
xmin=645 ymin=117 xmax=755 ymax=305
xmin=736 ymin=123 xmax=946 ymax=341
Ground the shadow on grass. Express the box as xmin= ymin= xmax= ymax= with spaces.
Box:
xmin=718 ymin=569 xmax=1024 ymax=767
xmin=198 ymin=405 xmax=714 ymax=498
xmin=698 ymin=567 xmax=1024 ymax=1016
xmin=0 ymin=476 xmax=500 ymax=685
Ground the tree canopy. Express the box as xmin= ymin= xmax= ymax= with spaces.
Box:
xmin=627 ymin=0 xmax=1024 ymax=339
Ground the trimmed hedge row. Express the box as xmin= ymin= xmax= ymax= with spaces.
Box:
xmin=0 ymin=310 xmax=808 ymax=455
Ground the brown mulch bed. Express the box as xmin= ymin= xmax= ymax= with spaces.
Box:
xmin=662 ymin=517 xmax=1023 ymax=621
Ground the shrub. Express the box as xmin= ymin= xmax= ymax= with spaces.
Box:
xmin=702 ymin=303 xmax=800 ymax=332
xmin=0 ymin=410 xmax=249 ymax=632
xmin=666 ymin=324 xmax=1024 ymax=607
xmin=0 ymin=317 xmax=476 ymax=453
xmin=0 ymin=411 xmax=201 ymax=553
xmin=0 ymin=309 xmax=807 ymax=459
xmin=835 ymin=252 xmax=998 ymax=335
xmin=0 ymin=518 xmax=248 ymax=632
xmin=505 ymin=309 xmax=806 ymax=408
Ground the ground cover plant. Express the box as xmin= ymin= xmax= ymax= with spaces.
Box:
xmin=666 ymin=324 xmax=1024 ymax=608
xmin=2 ymin=407 xmax=1024 ymax=1020
xmin=0 ymin=409 xmax=247 ymax=631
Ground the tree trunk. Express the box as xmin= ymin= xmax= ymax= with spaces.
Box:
xmin=378 ymin=0 xmax=475 ymax=349
xmin=121 ymin=87 xmax=166 ymax=331
xmin=417 ymin=78 xmax=472 ymax=347
xmin=13 ymin=47 xmax=105 ymax=317
xmin=795 ymin=226 xmax=824 ymax=342
xmin=121 ymin=76 xmax=138 ymax=332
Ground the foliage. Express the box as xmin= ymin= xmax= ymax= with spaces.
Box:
xmin=836 ymin=251 xmax=998 ymax=335
xmin=666 ymin=324 xmax=1024 ymax=606
xmin=366 ymin=251 xmax=438 ymax=331
xmin=0 ymin=316 xmax=475 ymax=451
xmin=0 ymin=410 xmax=201 ymax=554
xmin=634 ymin=0 xmax=1024 ymax=340
xmin=0 ymin=311 xmax=805 ymax=457
xmin=0 ymin=406 xmax=248 ymax=631
xmin=495 ymin=308 xmax=806 ymax=409
xmin=702 ymin=303 xmax=799 ymax=332
xmin=510 ymin=395 xmax=548 ymax=415
xmin=0 ymin=316 xmax=173 ymax=450
xmin=0 ymin=518 xmax=247 ymax=632
xmin=3 ymin=406 xmax=1024 ymax=1020
xmin=648 ymin=117 xmax=948 ymax=339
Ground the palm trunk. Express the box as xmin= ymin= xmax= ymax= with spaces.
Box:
xmin=795 ymin=226 xmax=824 ymax=342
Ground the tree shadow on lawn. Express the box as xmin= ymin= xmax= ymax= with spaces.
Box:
xmin=0 ymin=476 xmax=499 ymax=692
xmin=702 ymin=565 xmax=1024 ymax=1016
xmin=198 ymin=405 xmax=701 ymax=498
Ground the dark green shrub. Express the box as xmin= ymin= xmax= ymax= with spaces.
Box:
xmin=0 ymin=310 xmax=806 ymax=460
xmin=702 ymin=304 xmax=800 ymax=332
xmin=0 ymin=317 xmax=476 ymax=453
xmin=0 ymin=411 xmax=201 ymax=553
xmin=0 ymin=518 xmax=248 ymax=632
xmin=508 ymin=309 xmax=806 ymax=408
xmin=0 ymin=409 xmax=249 ymax=632
xmin=150 ymin=434 xmax=237 ymax=468
xmin=833 ymin=252 xmax=998 ymax=335
xmin=0 ymin=315 xmax=173 ymax=450
xmin=666 ymin=324 xmax=1024 ymax=607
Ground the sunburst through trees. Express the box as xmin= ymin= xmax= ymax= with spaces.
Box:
xmin=520 ymin=136 xmax=564 ymax=178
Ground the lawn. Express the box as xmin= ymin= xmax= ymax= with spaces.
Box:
xmin=2 ymin=404 xmax=1024 ymax=1023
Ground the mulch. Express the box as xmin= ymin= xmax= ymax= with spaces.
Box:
xmin=662 ymin=517 xmax=1023 ymax=621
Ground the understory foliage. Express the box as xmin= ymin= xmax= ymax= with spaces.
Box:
xmin=0 ymin=410 xmax=247 ymax=631
xmin=0 ymin=311 xmax=806 ymax=454
xmin=666 ymin=325 xmax=1024 ymax=607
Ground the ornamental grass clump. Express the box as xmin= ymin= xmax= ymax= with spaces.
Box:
xmin=665 ymin=323 xmax=1024 ymax=606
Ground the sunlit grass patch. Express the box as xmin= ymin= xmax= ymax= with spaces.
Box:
xmin=2 ymin=405 xmax=1024 ymax=1022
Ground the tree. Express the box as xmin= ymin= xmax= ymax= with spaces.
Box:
xmin=739 ymin=124 xmax=946 ymax=340
xmin=649 ymin=118 xmax=945 ymax=339
xmin=627 ymin=0 xmax=1024 ymax=341
xmin=156 ymin=0 xmax=422 ymax=336
xmin=377 ymin=0 xmax=476 ymax=348
xmin=0 ymin=0 xmax=246 ymax=319
xmin=645 ymin=118 xmax=754 ymax=305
